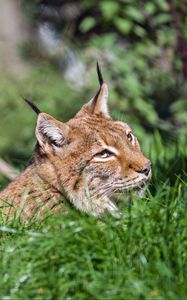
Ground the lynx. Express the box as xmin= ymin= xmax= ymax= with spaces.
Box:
xmin=0 ymin=64 xmax=151 ymax=219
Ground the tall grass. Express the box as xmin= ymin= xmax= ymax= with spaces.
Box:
xmin=0 ymin=133 xmax=186 ymax=299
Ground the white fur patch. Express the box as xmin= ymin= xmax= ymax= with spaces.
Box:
xmin=43 ymin=122 xmax=63 ymax=142
xmin=38 ymin=118 xmax=64 ymax=146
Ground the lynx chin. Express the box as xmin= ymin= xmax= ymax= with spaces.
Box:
xmin=0 ymin=64 xmax=151 ymax=220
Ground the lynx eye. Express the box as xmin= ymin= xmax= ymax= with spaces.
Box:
xmin=127 ymin=132 xmax=135 ymax=145
xmin=95 ymin=149 xmax=114 ymax=159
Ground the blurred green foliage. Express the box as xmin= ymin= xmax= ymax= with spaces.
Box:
xmin=77 ymin=0 xmax=187 ymax=137
xmin=0 ymin=66 xmax=86 ymax=166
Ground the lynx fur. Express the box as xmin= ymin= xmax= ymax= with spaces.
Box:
xmin=0 ymin=65 xmax=151 ymax=219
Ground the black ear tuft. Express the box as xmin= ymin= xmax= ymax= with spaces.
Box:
xmin=23 ymin=97 xmax=41 ymax=115
xmin=96 ymin=62 xmax=104 ymax=86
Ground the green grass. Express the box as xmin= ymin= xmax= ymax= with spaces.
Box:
xmin=0 ymin=135 xmax=187 ymax=300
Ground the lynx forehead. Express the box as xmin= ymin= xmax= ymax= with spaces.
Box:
xmin=0 ymin=63 xmax=151 ymax=219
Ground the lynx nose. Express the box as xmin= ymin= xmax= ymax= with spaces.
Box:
xmin=137 ymin=162 xmax=151 ymax=176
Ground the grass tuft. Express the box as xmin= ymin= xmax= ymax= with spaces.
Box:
xmin=0 ymin=135 xmax=186 ymax=299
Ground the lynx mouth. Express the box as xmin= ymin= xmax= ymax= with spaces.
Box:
xmin=110 ymin=178 xmax=150 ymax=205
xmin=133 ymin=182 xmax=146 ymax=191
xmin=124 ymin=176 xmax=150 ymax=192
xmin=90 ymin=174 xmax=151 ymax=214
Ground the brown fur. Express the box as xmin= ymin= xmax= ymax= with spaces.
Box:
xmin=0 ymin=81 xmax=151 ymax=220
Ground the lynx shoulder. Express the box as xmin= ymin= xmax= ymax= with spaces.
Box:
xmin=0 ymin=65 xmax=151 ymax=219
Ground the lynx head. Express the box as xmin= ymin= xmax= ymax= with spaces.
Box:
xmin=29 ymin=64 xmax=151 ymax=216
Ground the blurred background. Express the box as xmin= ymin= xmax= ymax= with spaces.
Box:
xmin=0 ymin=0 xmax=186 ymax=186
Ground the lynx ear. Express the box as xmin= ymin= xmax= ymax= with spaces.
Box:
xmin=76 ymin=63 xmax=110 ymax=118
xmin=91 ymin=62 xmax=109 ymax=116
xmin=35 ymin=113 xmax=69 ymax=150
xmin=92 ymin=83 xmax=109 ymax=116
